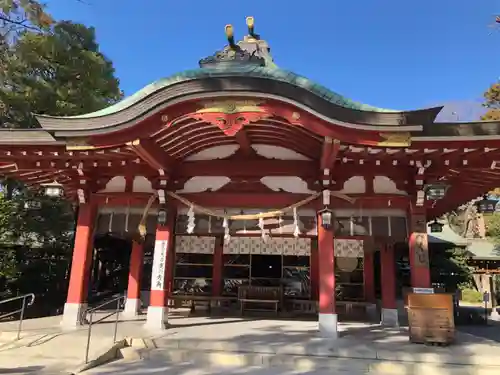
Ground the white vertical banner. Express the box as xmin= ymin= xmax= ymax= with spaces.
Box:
xmin=151 ymin=239 xmax=168 ymax=291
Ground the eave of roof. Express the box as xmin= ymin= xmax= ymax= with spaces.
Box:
xmin=467 ymin=238 xmax=500 ymax=260
xmin=427 ymin=223 xmax=470 ymax=246
xmin=33 ymin=66 xmax=435 ymax=122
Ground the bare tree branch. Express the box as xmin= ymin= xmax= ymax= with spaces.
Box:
xmin=0 ymin=15 xmax=41 ymax=32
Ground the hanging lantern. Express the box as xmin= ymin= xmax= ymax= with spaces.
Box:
xmin=476 ymin=195 xmax=498 ymax=214
xmin=41 ymin=181 xmax=64 ymax=197
xmin=424 ymin=183 xmax=449 ymax=201
xmin=157 ymin=208 xmax=167 ymax=225
xmin=428 ymin=220 xmax=444 ymax=233
xmin=318 ymin=208 xmax=334 ymax=229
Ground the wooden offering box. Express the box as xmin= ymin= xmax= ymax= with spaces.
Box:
xmin=407 ymin=293 xmax=455 ymax=345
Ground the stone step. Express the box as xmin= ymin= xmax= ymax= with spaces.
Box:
xmin=120 ymin=347 xmax=500 ymax=375
xmin=151 ymin=337 xmax=499 ymax=367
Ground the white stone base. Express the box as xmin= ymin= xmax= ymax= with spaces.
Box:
xmin=490 ymin=308 xmax=500 ymax=320
xmin=144 ymin=306 xmax=168 ymax=331
xmin=318 ymin=313 xmax=338 ymax=339
xmin=122 ymin=298 xmax=141 ymax=317
xmin=381 ymin=308 xmax=399 ymax=327
xmin=60 ymin=302 xmax=87 ymax=330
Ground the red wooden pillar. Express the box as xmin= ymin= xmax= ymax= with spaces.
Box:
xmin=408 ymin=209 xmax=431 ymax=288
xmin=363 ymin=250 xmax=376 ymax=303
xmin=310 ymin=241 xmax=319 ymax=301
xmin=164 ymin=206 xmax=177 ymax=297
xmin=380 ymin=243 xmax=398 ymax=326
xmin=61 ymin=201 xmax=97 ymax=329
xmin=212 ymin=236 xmax=223 ymax=297
xmin=145 ymin=207 xmax=175 ymax=331
xmin=123 ymin=241 xmax=144 ymax=317
xmin=317 ymin=214 xmax=337 ymax=338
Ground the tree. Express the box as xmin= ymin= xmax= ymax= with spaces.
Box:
xmin=0 ymin=19 xmax=122 ymax=313
xmin=0 ymin=21 xmax=122 ymax=128
xmin=0 ymin=0 xmax=53 ymax=40
xmin=482 ymin=82 xmax=500 ymax=120
xmin=485 ymin=213 xmax=500 ymax=241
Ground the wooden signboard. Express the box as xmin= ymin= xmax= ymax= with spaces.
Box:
xmin=407 ymin=293 xmax=455 ymax=345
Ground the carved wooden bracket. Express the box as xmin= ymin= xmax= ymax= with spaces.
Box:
xmin=189 ymin=100 xmax=272 ymax=136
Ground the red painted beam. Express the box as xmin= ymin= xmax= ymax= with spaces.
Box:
xmin=320 ymin=138 xmax=341 ymax=171
xmin=181 ymin=140 xmax=236 ymax=160
xmin=93 ymin=192 xmax=410 ymax=210
xmin=320 ymin=139 xmax=333 ymax=171
xmin=178 ymin=192 xmax=409 ymax=209
xmin=174 ymin=159 xmax=318 ymax=178
xmin=127 ymin=138 xmax=175 ymax=172
xmin=234 ymin=130 xmax=253 ymax=156
xmin=246 ymin=127 xmax=321 ymax=149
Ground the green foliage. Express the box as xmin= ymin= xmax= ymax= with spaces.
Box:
xmin=430 ymin=246 xmax=473 ymax=290
xmin=0 ymin=13 xmax=122 ymax=313
xmin=0 ymin=0 xmax=53 ymax=46
xmin=485 ymin=213 xmax=500 ymax=241
xmin=482 ymin=82 xmax=500 ymax=120
xmin=460 ymin=288 xmax=483 ymax=304
xmin=0 ymin=20 xmax=122 ymax=128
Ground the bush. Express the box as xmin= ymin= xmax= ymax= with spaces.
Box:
xmin=460 ymin=288 xmax=483 ymax=303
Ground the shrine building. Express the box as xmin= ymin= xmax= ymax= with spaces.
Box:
xmin=2 ymin=17 xmax=500 ymax=338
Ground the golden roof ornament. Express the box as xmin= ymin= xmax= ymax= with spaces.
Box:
xmin=225 ymin=24 xmax=236 ymax=48
xmin=246 ymin=16 xmax=255 ymax=38
xmin=198 ymin=17 xmax=268 ymax=68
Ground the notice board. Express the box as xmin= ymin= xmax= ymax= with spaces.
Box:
xmin=407 ymin=293 xmax=455 ymax=345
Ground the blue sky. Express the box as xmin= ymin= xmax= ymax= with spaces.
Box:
xmin=46 ymin=0 xmax=499 ymax=115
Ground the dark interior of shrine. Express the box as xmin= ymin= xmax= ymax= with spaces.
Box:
xmin=88 ymin=233 xmax=415 ymax=309
xmin=89 ymin=234 xmax=133 ymax=302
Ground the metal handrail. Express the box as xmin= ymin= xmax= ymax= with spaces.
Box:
xmin=0 ymin=293 xmax=35 ymax=340
xmin=84 ymin=294 xmax=125 ymax=364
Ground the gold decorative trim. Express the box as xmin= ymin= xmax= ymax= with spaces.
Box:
xmin=66 ymin=138 xmax=96 ymax=151
xmin=377 ymin=132 xmax=411 ymax=147
xmin=196 ymin=100 xmax=264 ymax=114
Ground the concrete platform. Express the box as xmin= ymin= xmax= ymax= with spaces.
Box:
xmin=0 ymin=313 xmax=498 ymax=374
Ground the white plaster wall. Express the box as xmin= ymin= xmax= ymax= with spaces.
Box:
xmin=338 ymin=176 xmax=366 ymax=194
xmin=100 ymin=176 xmax=126 ymax=192
xmin=185 ymin=145 xmax=239 ymax=161
xmin=176 ymin=176 xmax=231 ymax=193
xmin=252 ymin=144 xmax=311 ymax=160
xmin=373 ymin=176 xmax=406 ymax=195
xmin=260 ymin=176 xmax=315 ymax=194
xmin=132 ymin=176 xmax=155 ymax=193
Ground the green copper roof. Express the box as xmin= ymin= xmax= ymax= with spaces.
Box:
xmin=62 ymin=65 xmax=399 ymax=120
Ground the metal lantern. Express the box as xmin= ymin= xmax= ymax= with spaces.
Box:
xmin=476 ymin=195 xmax=498 ymax=214
xmin=424 ymin=183 xmax=449 ymax=201
xmin=318 ymin=208 xmax=333 ymax=229
xmin=41 ymin=181 xmax=64 ymax=197
xmin=157 ymin=208 xmax=167 ymax=226
xmin=428 ymin=220 xmax=444 ymax=233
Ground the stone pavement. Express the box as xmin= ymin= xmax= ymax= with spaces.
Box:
xmin=0 ymin=313 xmax=146 ymax=374
xmin=0 ymin=313 xmax=498 ymax=374
xmin=85 ymin=361 xmax=380 ymax=375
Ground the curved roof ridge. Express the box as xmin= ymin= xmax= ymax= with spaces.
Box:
xmin=35 ymin=66 xmax=406 ymax=121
